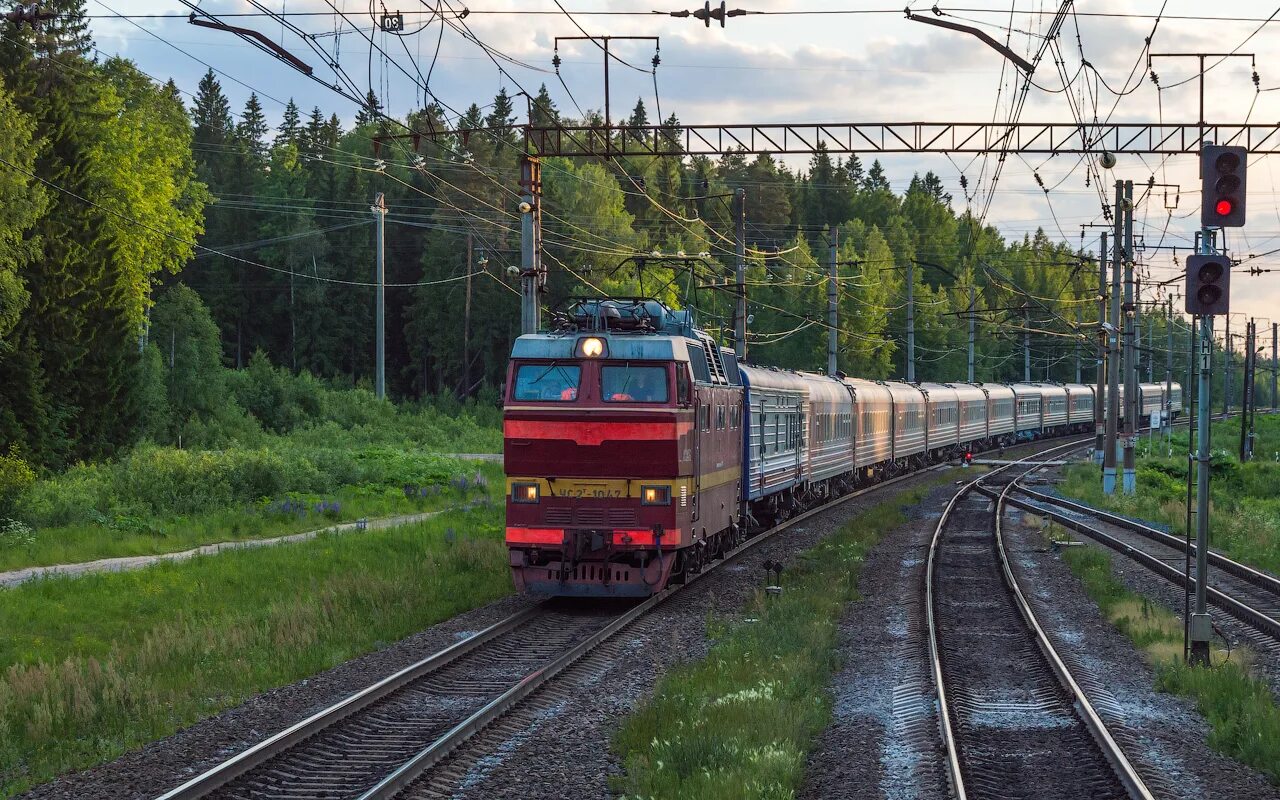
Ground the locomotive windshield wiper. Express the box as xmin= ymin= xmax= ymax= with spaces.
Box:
xmin=530 ymin=361 xmax=561 ymax=385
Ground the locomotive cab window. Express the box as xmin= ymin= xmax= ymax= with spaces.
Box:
xmin=512 ymin=363 xmax=581 ymax=402
xmin=676 ymin=364 xmax=692 ymax=405
xmin=602 ymin=364 xmax=669 ymax=403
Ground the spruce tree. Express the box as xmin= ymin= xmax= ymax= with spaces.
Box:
xmin=531 ymin=84 xmax=559 ymax=127
xmin=277 ymin=99 xmax=303 ymax=147
xmin=236 ymin=93 xmax=269 ymax=161
xmin=354 ymin=89 xmax=382 ymax=126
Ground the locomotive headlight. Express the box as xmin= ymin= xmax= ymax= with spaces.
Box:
xmin=512 ymin=482 xmax=540 ymax=503
xmin=578 ymin=337 xmax=606 ymax=358
xmin=641 ymin=485 xmax=671 ymax=505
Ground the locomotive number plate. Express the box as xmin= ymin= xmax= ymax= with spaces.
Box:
xmin=554 ymin=487 xmax=624 ymax=498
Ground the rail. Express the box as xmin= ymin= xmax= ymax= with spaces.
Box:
xmin=925 ymin=436 xmax=1156 ymax=800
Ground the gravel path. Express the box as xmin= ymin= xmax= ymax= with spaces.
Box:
xmin=0 ymin=509 xmax=454 ymax=589
xmin=1003 ymin=497 xmax=1280 ymax=800
xmin=797 ymin=479 xmax=954 ymax=800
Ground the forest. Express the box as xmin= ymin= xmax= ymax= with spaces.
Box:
xmin=0 ymin=2 xmax=1226 ymax=474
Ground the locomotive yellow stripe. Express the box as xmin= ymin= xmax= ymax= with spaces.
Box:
xmin=506 ymin=466 xmax=739 ymax=499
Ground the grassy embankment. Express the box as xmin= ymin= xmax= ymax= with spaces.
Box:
xmin=1048 ymin=528 xmax=1280 ymax=784
xmin=0 ymin=502 xmax=512 ymax=798
xmin=611 ymin=475 xmax=956 ymax=799
xmin=1059 ymin=414 xmax=1280 ymax=575
xmin=0 ymin=394 xmax=502 ymax=572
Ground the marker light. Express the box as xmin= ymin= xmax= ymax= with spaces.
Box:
xmin=512 ymin=482 xmax=539 ymax=503
xmin=641 ymin=485 xmax=671 ymax=505
xmin=1215 ymin=198 xmax=1234 ymax=216
xmin=578 ymin=337 xmax=606 ymax=358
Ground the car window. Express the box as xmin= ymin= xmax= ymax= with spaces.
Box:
xmin=602 ymin=365 xmax=669 ymax=403
xmin=513 ymin=364 xmax=581 ymax=402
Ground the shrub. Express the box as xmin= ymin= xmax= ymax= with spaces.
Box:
xmin=0 ymin=448 xmax=34 ymax=518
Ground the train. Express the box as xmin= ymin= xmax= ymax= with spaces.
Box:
xmin=503 ymin=298 xmax=1182 ymax=597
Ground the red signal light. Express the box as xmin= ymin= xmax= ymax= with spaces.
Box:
xmin=1215 ymin=198 xmax=1234 ymax=216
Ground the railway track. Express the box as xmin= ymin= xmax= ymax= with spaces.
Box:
xmin=999 ymin=482 xmax=1280 ymax=644
xmin=927 ymin=439 xmax=1155 ymax=800
xmin=157 ymin=456 xmax=954 ymax=800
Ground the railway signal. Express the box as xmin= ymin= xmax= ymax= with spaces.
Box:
xmin=1183 ymin=254 xmax=1231 ymax=316
xmin=1201 ymin=144 xmax=1247 ymax=227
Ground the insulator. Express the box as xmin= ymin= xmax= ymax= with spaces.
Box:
xmin=1149 ymin=70 xmax=1159 ymax=86
xmin=652 ymin=53 xmax=660 ymax=68
xmin=552 ymin=53 xmax=561 ymax=70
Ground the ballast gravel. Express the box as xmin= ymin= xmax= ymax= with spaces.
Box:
xmin=1002 ymin=496 xmax=1280 ymax=800
xmin=437 ymin=469 xmax=955 ymax=800
xmin=17 ymin=469 xmax=948 ymax=800
xmin=15 ymin=593 xmax=539 ymax=800
xmin=797 ymin=480 xmax=954 ymax=800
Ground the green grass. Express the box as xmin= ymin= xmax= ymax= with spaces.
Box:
xmin=0 ymin=503 xmax=512 ymax=798
xmin=1061 ymin=414 xmax=1280 ymax=577
xmin=611 ymin=477 xmax=950 ymax=800
xmin=1055 ymin=533 xmax=1280 ymax=785
xmin=0 ymin=448 xmax=504 ymax=572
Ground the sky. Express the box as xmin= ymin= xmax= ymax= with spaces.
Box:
xmin=83 ymin=1 xmax=1280 ymax=344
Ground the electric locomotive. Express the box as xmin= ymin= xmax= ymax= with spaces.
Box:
xmin=503 ymin=299 xmax=743 ymax=597
xmin=503 ymin=297 xmax=1183 ymax=598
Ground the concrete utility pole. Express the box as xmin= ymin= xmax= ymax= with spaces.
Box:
xmin=372 ymin=192 xmax=387 ymax=400
xmin=828 ymin=224 xmax=838 ymax=377
xmin=1250 ymin=321 xmax=1259 ymax=458
xmin=519 ymin=155 xmax=542 ymax=336
xmin=1095 ymin=234 xmax=1108 ymax=466
xmin=1224 ymin=316 xmax=1232 ymax=415
xmin=1022 ymin=307 xmax=1031 ymax=382
xmin=1273 ymin=322 xmax=1278 ymax=410
xmin=1122 ymin=180 xmax=1137 ymax=495
xmin=907 ymin=260 xmax=916 ymax=382
xmin=1242 ymin=319 xmax=1257 ymax=462
xmin=734 ymin=187 xmax=747 ymax=359
xmin=463 ymin=233 xmax=473 ymax=398
xmin=1152 ymin=294 xmax=1162 ymax=381
xmin=1075 ymin=306 xmax=1083 ymax=383
xmin=967 ymin=284 xmax=976 ymax=383
xmin=1165 ymin=297 xmax=1174 ymax=436
xmin=1104 ymin=182 xmax=1123 ymax=495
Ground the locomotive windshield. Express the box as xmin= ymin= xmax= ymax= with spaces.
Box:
xmin=602 ymin=364 xmax=669 ymax=403
xmin=512 ymin=363 xmax=580 ymax=401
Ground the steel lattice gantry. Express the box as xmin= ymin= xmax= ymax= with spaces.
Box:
xmin=513 ymin=122 xmax=1280 ymax=157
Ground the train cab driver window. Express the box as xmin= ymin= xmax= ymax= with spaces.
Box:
xmin=603 ymin=365 xmax=669 ymax=403
xmin=513 ymin=363 xmax=581 ymax=401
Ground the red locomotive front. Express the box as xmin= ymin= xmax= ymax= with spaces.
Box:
xmin=504 ymin=301 xmax=742 ymax=597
